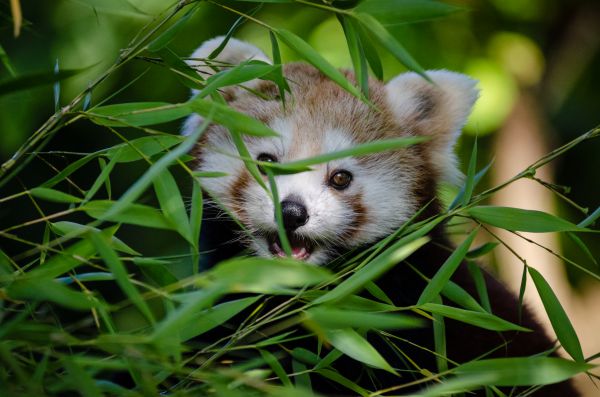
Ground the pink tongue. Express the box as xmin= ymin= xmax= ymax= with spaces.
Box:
xmin=292 ymin=246 xmax=305 ymax=256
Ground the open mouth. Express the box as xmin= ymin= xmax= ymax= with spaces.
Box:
xmin=267 ymin=232 xmax=315 ymax=261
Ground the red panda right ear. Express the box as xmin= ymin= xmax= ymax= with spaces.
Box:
xmin=384 ymin=70 xmax=479 ymax=184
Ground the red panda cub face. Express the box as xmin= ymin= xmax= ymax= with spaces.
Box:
xmin=184 ymin=38 xmax=478 ymax=265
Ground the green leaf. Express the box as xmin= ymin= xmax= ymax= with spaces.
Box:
xmin=83 ymin=155 xmax=117 ymax=203
xmin=528 ymin=267 xmax=584 ymax=362
xmin=354 ymin=0 xmax=462 ymax=26
xmin=153 ymin=168 xmax=193 ymax=243
xmin=260 ymin=349 xmax=293 ymax=388
xmin=151 ymin=286 xmax=223 ymax=342
xmin=29 ymin=187 xmax=82 ymax=203
xmin=199 ymin=60 xmax=278 ymax=98
xmin=315 ymin=368 xmax=370 ymax=396
xmin=187 ymin=96 xmax=278 ymax=137
xmin=89 ymin=231 xmax=155 ymax=324
xmin=418 ymin=228 xmax=478 ymax=305
xmin=340 ymin=15 xmax=369 ymax=97
xmin=83 ymin=200 xmax=174 ymax=230
xmin=6 ymin=277 xmax=100 ymax=311
xmin=267 ymin=169 xmax=292 ymax=256
xmin=41 ymin=153 xmax=99 ymax=188
xmin=467 ymin=206 xmax=586 ymax=233
xmin=105 ymin=135 xmax=184 ymax=163
xmin=324 ymin=328 xmax=396 ymax=374
xmin=275 ymin=28 xmax=362 ymax=99
xmin=156 ymin=47 xmax=204 ymax=89
xmin=266 ymin=136 xmax=429 ymax=174
xmin=17 ymin=237 xmax=97 ymax=280
xmin=352 ymin=12 xmax=428 ymax=80
xmin=466 ymin=242 xmax=499 ymax=259
xmin=86 ymin=102 xmax=192 ymax=127
xmin=441 ymin=280 xmax=486 ymax=312
xmin=146 ymin=6 xmax=197 ymax=52
xmin=51 ymin=221 xmax=140 ymax=256
xmin=211 ymin=257 xmax=332 ymax=294
xmin=355 ymin=22 xmax=383 ymax=79
xmin=315 ymin=236 xmax=429 ymax=304
xmin=178 ymin=297 xmax=259 ymax=341
xmin=456 ymin=357 xmax=593 ymax=387
xmin=305 ymin=307 xmax=423 ymax=330
xmin=421 ymin=303 xmax=530 ymax=332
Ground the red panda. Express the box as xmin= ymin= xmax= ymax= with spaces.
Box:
xmin=183 ymin=37 xmax=580 ymax=396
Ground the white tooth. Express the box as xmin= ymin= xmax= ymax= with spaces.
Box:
xmin=294 ymin=247 xmax=307 ymax=259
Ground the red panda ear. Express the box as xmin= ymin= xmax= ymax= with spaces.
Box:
xmin=182 ymin=37 xmax=272 ymax=136
xmin=384 ymin=70 xmax=479 ymax=184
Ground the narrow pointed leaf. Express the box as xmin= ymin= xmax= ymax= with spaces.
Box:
xmin=467 ymin=206 xmax=586 ymax=232
xmin=87 ymin=102 xmax=191 ymax=127
xmin=89 ymin=231 xmax=155 ymax=324
xmin=325 ymin=328 xmax=396 ymax=373
xmin=529 ymin=267 xmax=584 ymax=362
xmin=421 ymin=303 xmax=530 ymax=332
xmin=354 ymin=0 xmax=463 ymax=26
xmin=153 ymin=168 xmax=193 ymax=243
xmin=187 ymin=96 xmax=278 ymax=136
xmin=275 ymin=28 xmax=362 ymax=98
xmin=29 ymin=187 xmax=82 ymax=203
xmin=418 ymin=228 xmax=478 ymax=305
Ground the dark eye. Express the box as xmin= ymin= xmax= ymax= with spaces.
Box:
xmin=257 ymin=153 xmax=278 ymax=175
xmin=329 ymin=170 xmax=352 ymax=190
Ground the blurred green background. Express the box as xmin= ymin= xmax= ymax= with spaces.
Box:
xmin=0 ymin=1 xmax=599 ymax=392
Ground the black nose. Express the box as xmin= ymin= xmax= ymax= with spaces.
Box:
xmin=280 ymin=200 xmax=309 ymax=231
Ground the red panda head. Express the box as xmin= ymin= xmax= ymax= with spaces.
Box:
xmin=184 ymin=37 xmax=479 ymax=264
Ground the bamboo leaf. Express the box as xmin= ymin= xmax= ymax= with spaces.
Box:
xmin=275 ymin=28 xmax=362 ymax=98
xmin=315 ymin=236 xmax=429 ymax=304
xmin=86 ymin=102 xmax=192 ymax=127
xmin=456 ymin=357 xmax=593 ymax=387
xmin=529 ymin=267 xmax=584 ymax=362
xmin=421 ymin=303 xmax=530 ymax=332
xmin=29 ymin=187 xmax=82 ymax=204
xmin=83 ymin=200 xmax=174 ymax=230
xmin=187 ymin=96 xmax=278 ymax=137
xmin=324 ymin=328 xmax=396 ymax=374
xmin=352 ymin=12 xmax=428 ymax=80
xmin=178 ymin=297 xmax=259 ymax=341
xmin=153 ymin=168 xmax=193 ymax=243
xmin=467 ymin=206 xmax=587 ymax=233
xmin=305 ymin=307 xmax=423 ymax=330
xmin=51 ymin=221 xmax=140 ymax=256
xmin=418 ymin=228 xmax=478 ymax=305
xmin=6 ymin=277 xmax=100 ymax=311
xmin=89 ymin=231 xmax=155 ymax=324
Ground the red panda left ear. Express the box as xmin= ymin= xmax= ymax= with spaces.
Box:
xmin=384 ymin=70 xmax=479 ymax=184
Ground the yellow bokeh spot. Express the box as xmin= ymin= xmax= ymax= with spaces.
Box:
xmin=488 ymin=32 xmax=545 ymax=87
xmin=308 ymin=17 xmax=352 ymax=68
xmin=464 ymin=58 xmax=518 ymax=135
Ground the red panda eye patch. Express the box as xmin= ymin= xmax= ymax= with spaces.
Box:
xmin=257 ymin=153 xmax=278 ymax=175
xmin=329 ymin=170 xmax=352 ymax=190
